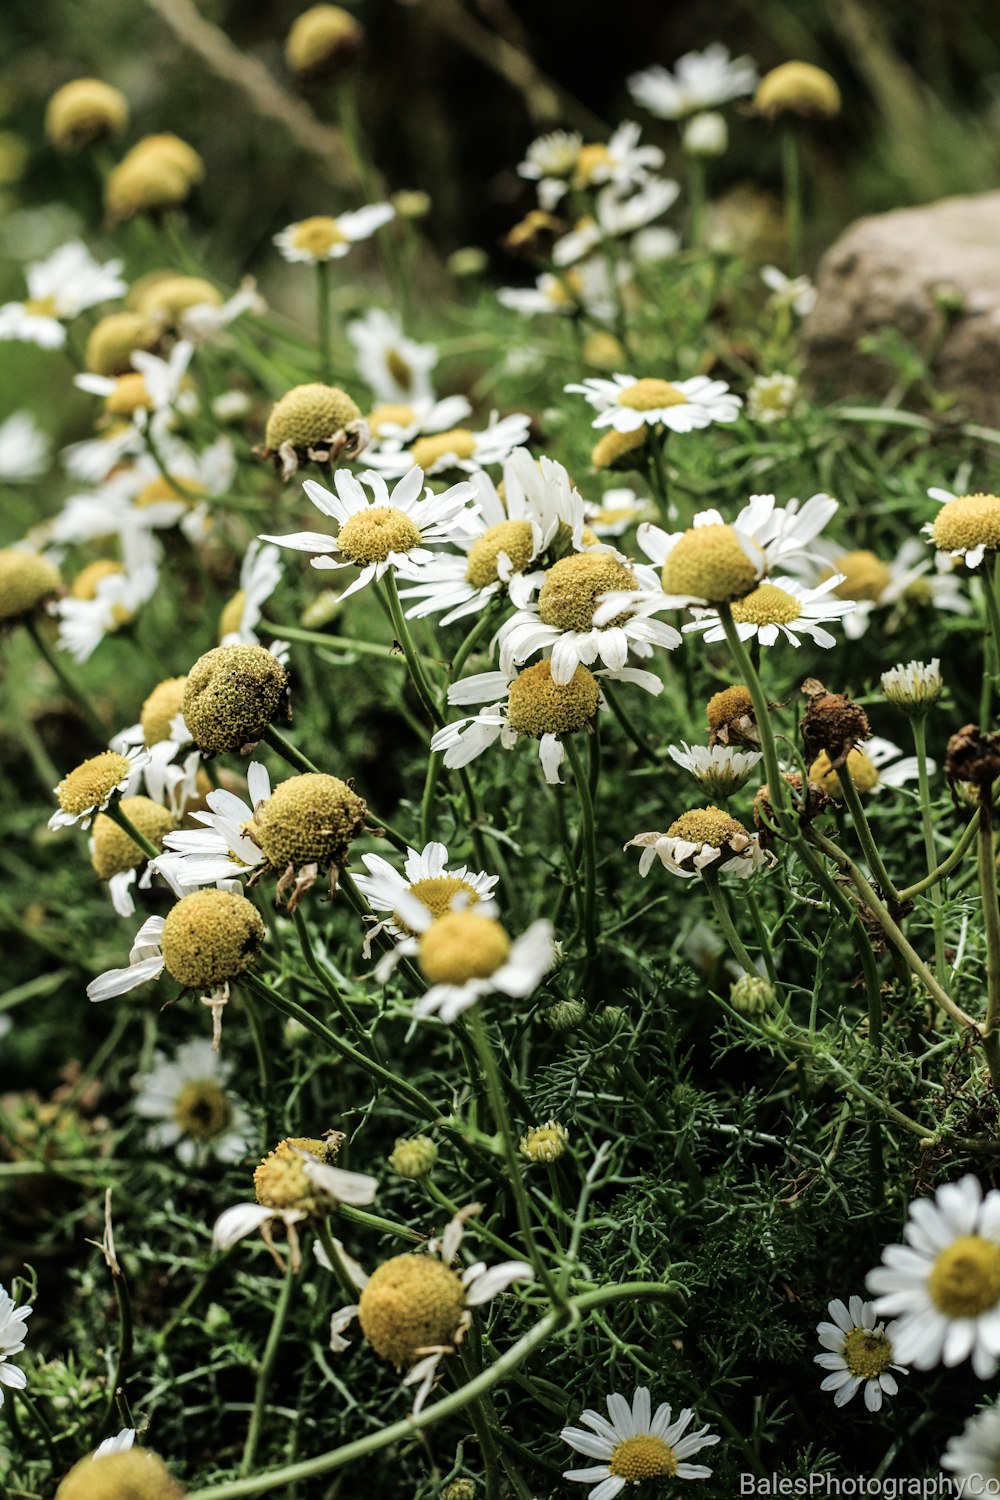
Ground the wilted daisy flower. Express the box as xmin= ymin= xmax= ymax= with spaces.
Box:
xmin=942 ymin=1404 xmax=1000 ymax=1485
xmin=684 ymin=575 xmax=855 ymax=649
xmin=433 ymin=658 xmax=661 ymax=786
xmin=567 ymin=373 xmax=741 ymax=436
xmin=327 ymin=1204 xmax=532 ymax=1410
xmin=134 ymin=1036 xmax=251 ymax=1164
xmin=553 ymin=179 xmax=680 ymax=268
xmin=366 ymin=411 xmax=532 ymax=479
xmin=628 ymin=44 xmax=758 ymax=119
xmin=261 ymin=465 xmax=478 ymax=599
xmin=0 ymin=241 xmax=125 ymax=348
xmin=815 ymin=1296 xmax=906 ymax=1411
xmin=49 ymin=746 xmax=150 ymax=830
xmin=924 ymin=488 xmax=1000 ymax=569
xmin=219 ymin=540 xmax=282 ymax=645
xmin=808 ymin=736 xmax=929 ymax=798
xmin=353 ymin=841 xmax=499 ymax=957
xmin=0 ymin=411 xmax=50 ymax=482
xmin=867 ymin=1174 xmax=1000 ymax=1378
xmin=562 ymin=1385 xmax=719 ymax=1496
xmin=54 ymin=527 xmax=160 ymax=663
xmin=746 ymin=372 xmax=800 ymax=424
xmin=346 ymin=308 xmax=438 ymax=405
xmin=627 ymin=806 xmax=773 ymax=881
xmin=668 ymin=742 xmax=763 ymax=797
xmin=273 ymin=203 xmax=395 ymax=262
xmin=761 ymin=265 xmax=817 ymax=318
xmin=0 ymin=1283 xmax=31 ymax=1407
xmin=881 ymin=659 xmax=943 ymax=713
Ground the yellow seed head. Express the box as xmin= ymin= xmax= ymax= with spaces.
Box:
xmin=667 ymin=806 xmax=750 ymax=848
xmin=160 ymin=888 xmax=265 ymax=988
xmin=729 ymin=582 xmax=801 ymax=626
xmin=254 ymin=1134 xmax=343 ymax=1212
xmin=285 ymin=5 xmax=364 ymax=79
xmin=90 ymin=796 xmax=174 ymax=880
xmin=55 ymin=1448 xmax=186 ymax=1500
xmin=519 ymin=1119 xmax=568 ymax=1163
xmin=591 ymin=426 xmax=646 ymax=471
xmin=754 ymin=61 xmax=841 ymax=119
xmin=56 ymin=751 xmax=132 ymax=817
xmin=617 ymin=378 xmax=688 ymax=412
xmin=368 ymin=403 xmax=415 ymax=437
xmin=410 ymin=428 xmax=477 ymax=471
xmin=930 ymin=494 xmax=1000 ymax=555
xmin=71 ymin=559 xmax=123 ymax=600
xmin=706 ymin=684 xmax=756 ymax=744
xmin=182 ymin=644 xmax=287 ymax=754
xmin=135 ymin=133 xmax=204 ymax=185
xmin=506 ymin=660 xmax=600 ymax=738
xmin=465 ymin=520 xmax=536 ymax=589
xmin=337 ymin=506 xmax=422 ymax=565
xmin=105 ymin=149 xmax=191 ymax=221
xmin=140 ymin=677 xmax=188 ymax=746
xmin=264 ymin=383 xmax=362 ymax=452
xmin=85 ymin=312 xmax=161 ymax=377
xmin=808 ymin=747 xmax=880 ymax=797
xmin=358 ymin=1254 xmax=467 ymax=1367
xmin=419 ymin=911 xmax=512 ymax=986
xmin=255 ymin=773 xmax=367 ymax=873
xmin=388 ymin=1135 xmax=438 ymax=1178
xmin=822 ymin=549 xmax=891 ymax=602
xmin=45 ymin=79 xmax=128 ymax=152
xmin=537 ymin=553 xmax=637 ymax=633
xmin=0 ymin=550 xmax=62 ymax=623
xmin=661 ymin=524 xmax=761 ymax=603
xmin=391 ymin=189 xmax=432 ymax=221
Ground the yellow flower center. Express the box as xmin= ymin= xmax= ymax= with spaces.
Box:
xmin=358 ymin=1254 xmax=467 ymax=1367
xmin=608 ymin=1434 xmax=678 ymax=1482
xmin=290 ymin=215 xmax=347 ymax=256
xmin=754 ymin=61 xmax=842 ymax=118
xmin=264 ymin=383 xmax=362 ymax=452
xmin=418 ymin=911 xmax=511 ymax=985
xmin=930 ymin=494 xmax=1000 ymax=554
xmin=824 ymin=550 xmax=891 ymax=602
xmin=56 ymin=751 xmax=132 ymax=816
xmin=506 ymin=660 xmax=601 ymax=738
xmin=405 ymin=874 xmax=480 ymax=925
xmin=573 ymin=142 xmax=611 ymax=186
xmin=928 ymin=1235 xmax=1000 ymax=1319
xmin=706 ymin=684 xmax=755 ymax=736
xmin=592 ymin=427 xmax=646 ymax=471
xmin=519 ymin=1120 xmax=568 ymax=1163
xmin=105 ymin=374 xmax=152 ymax=417
xmin=410 ymin=428 xmax=477 ymax=471
xmin=182 ymin=642 xmax=288 ymax=755
xmin=135 ymin=474 xmax=200 ymax=508
xmin=842 ymin=1326 xmax=894 ymax=1381
xmin=368 ymin=403 xmax=416 ymax=437
xmin=667 ymin=806 xmax=750 ymax=848
xmin=55 ymin=1447 xmax=185 ymax=1500
xmin=140 ymin=677 xmax=187 ymax=746
xmin=809 ymin=747 xmax=880 ymax=797
xmin=254 ymin=1134 xmax=341 ymax=1211
xmin=70 ymin=559 xmax=123 ymax=600
xmin=729 ymin=582 xmax=801 ymax=626
xmin=173 ymin=1078 xmax=232 ymax=1140
xmin=219 ymin=590 xmax=246 ymax=639
xmin=617 ymin=378 xmax=688 ymax=412
xmin=255 ymin=773 xmax=367 ymax=873
xmin=160 ymin=888 xmax=266 ymax=988
xmin=337 ymin=505 xmax=422 ymax=565
xmin=465 ymin=520 xmax=536 ymax=589
xmin=537 ymin=553 xmax=637 ymax=633
xmin=0 ymin=549 xmax=62 ymax=622
xmin=661 ymin=525 xmax=762 ymax=603
xmin=24 ymin=295 xmax=58 ymax=318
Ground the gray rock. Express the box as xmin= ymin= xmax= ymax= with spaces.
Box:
xmin=802 ymin=191 xmax=1000 ymax=423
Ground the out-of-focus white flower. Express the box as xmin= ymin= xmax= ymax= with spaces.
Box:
xmin=682 ymin=112 xmax=728 ymax=157
xmin=0 ymin=240 xmax=125 ymax=347
xmin=761 ymin=265 xmax=817 ymax=318
xmin=347 ymin=308 xmax=438 ymax=405
xmin=629 ymin=45 xmax=758 ymax=119
xmin=553 ymin=178 xmax=680 ymax=267
xmin=274 ymin=205 xmax=395 ymax=262
xmin=0 ymin=411 xmax=50 ymax=482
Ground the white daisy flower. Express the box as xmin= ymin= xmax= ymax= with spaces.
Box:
xmin=561 ymin=1385 xmax=720 ymax=1497
xmin=180 ymin=278 xmax=264 ymax=344
xmin=365 ymin=410 xmax=532 ymax=479
xmin=632 ymin=225 xmax=682 ymax=264
xmin=260 ymin=465 xmax=478 ymax=601
xmin=0 ymin=411 xmax=50 ymax=482
xmin=352 ymin=841 xmax=499 ymax=957
xmin=151 ymin=762 xmax=271 ymax=892
xmin=881 ymin=658 xmax=943 ymax=712
xmin=924 ymin=486 xmax=1000 ymax=570
xmin=573 ymin=121 xmax=665 ymax=193
xmin=93 ymin=1429 xmax=136 ymax=1459
xmin=49 ymin=745 xmax=151 ymax=831
xmin=346 ymin=308 xmax=438 ymax=405
xmin=0 ymin=240 xmax=126 ymax=348
xmin=867 ymin=1174 xmax=1000 ymax=1378
xmin=517 ymin=129 xmax=584 ymax=209
xmin=327 ymin=1204 xmax=532 ymax=1412
xmin=565 ymin=373 xmax=742 ymax=434
xmin=942 ymin=1403 xmax=1000 ymax=1485
xmin=365 ymin=394 xmax=473 ymax=449
xmin=553 ymin=178 xmax=680 ymax=268
xmin=91 ymin=743 xmax=201 ymax=920
xmin=274 ymin=203 xmax=395 ymax=262
xmin=746 ymin=372 xmax=800 ymax=425
xmin=220 ymin=540 xmax=283 ymax=645
xmin=212 ymin=1149 xmax=378 ymax=1268
xmin=814 ymin=1296 xmax=906 ymax=1411
xmin=791 ymin=536 xmax=971 ymax=639
xmin=498 ymin=258 xmax=619 ymax=322
xmin=667 ymin=742 xmax=763 ymax=797
xmin=628 ymin=44 xmax=758 ymax=119
xmin=584 ymin=488 xmax=656 ymax=537
xmin=54 ymin=437 xmax=235 ymax=546
xmin=627 ymin=805 xmax=772 ymax=882
xmin=682 ymin=111 xmax=728 ymax=157
xmin=683 ymin=574 xmax=855 ymax=649
xmin=134 ymin=1037 xmax=251 ymax=1165
xmin=76 ymin=340 xmax=194 ymax=420
xmin=761 ymin=265 xmax=817 ymax=318
xmin=0 ymin=1283 xmax=32 ymax=1408
xmin=808 ymin=736 xmax=932 ymax=799
xmin=432 ymin=659 xmax=661 ymax=787
xmin=54 ymin=527 xmax=160 ymax=663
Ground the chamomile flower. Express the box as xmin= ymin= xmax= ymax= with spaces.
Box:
xmin=0 ymin=1284 xmax=31 ymax=1407
xmin=761 ymin=265 xmax=817 ymax=318
xmin=0 ymin=240 xmax=125 ymax=348
xmin=219 ymin=540 xmax=283 ymax=645
xmin=571 ymin=122 xmax=665 ymax=194
xmin=260 ymin=465 xmax=479 ymax=600
xmin=561 ymin=1385 xmax=719 ymax=1497
xmin=273 ymin=203 xmax=395 ymax=262
xmin=365 ymin=394 xmax=473 ymax=449
xmin=627 ymin=806 xmax=772 ymax=881
xmin=133 ymin=1036 xmax=251 ymax=1164
xmin=814 ymin=1296 xmax=906 ymax=1411
xmin=553 ymin=179 xmax=680 ymax=268
xmin=565 ymin=373 xmax=742 ymax=435
xmin=924 ymin=488 xmax=1000 ymax=569
xmin=683 ymin=575 xmax=855 ymax=649
xmin=808 ymin=736 xmax=930 ymax=798
xmin=352 ymin=841 xmax=499 ymax=957
xmin=347 ymin=308 xmax=438 ymax=404
xmin=76 ymin=339 xmax=195 ymax=421
xmin=746 ymin=372 xmax=800 ymax=424
xmin=795 ymin=537 xmax=971 ymax=639
xmin=54 ymin=437 xmax=235 ymax=546
xmin=54 ymin=526 xmax=160 ymax=662
xmin=433 ymin=658 xmax=661 ymax=786
xmin=628 ymin=44 xmax=758 ymax=119
xmin=667 ymin=742 xmax=763 ymax=797
xmin=881 ymin=659 xmax=943 ymax=713
xmin=49 ymin=746 xmax=151 ymax=830
xmin=0 ymin=411 xmax=50 ymax=482
xmin=867 ymin=1174 xmax=1000 ymax=1378
xmin=518 ymin=129 xmax=584 ymax=209
xmin=942 ymin=1404 xmax=1000 ymax=1485
xmin=180 ymin=279 xmax=264 ymax=344
xmin=584 ymin=488 xmax=656 ymax=537
xmin=365 ymin=411 xmax=532 ymax=479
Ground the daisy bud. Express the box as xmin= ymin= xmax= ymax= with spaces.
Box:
xmin=104 ymin=135 xmax=203 ymax=221
xmin=0 ymin=550 xmax=62 ymax=625
xmin=358 ymin=1254 xmax=468 ymax=1367
xmin=262 ymin=382 xmax=365 ymax=477
xmin=90 ymin=796 xmax=174 ymax=880
xmin=730 ymin=973 xmax=776 ymax=1015
xmin=285 ymin=4 xmax=364 ymax=82
xmin=46 ymin=78 xmax=128 ymax=152
xmin=595 ymin=1005 xmax=629 ymax=1037
xmin=944 ymin=725 xmax=1000 ymax=795
xmin=55 ymin=1449 xmax=185 ymax=1499
xmin=668 ymin=742 xmax=763 ymax=798
xmin=84 ymin=312 xmax=161 ymax=377
xmin=140 ymin=677 xmax=188 ymax=746
xmin=754 ymin=61 xmax=841 ymax=119
xmin=391 ymin=189 xmax=432 ymax=221
xmin=446 ymin=247 xmax=488 ymax=279
xmin=542 ymin=997 xmax=587 ymax=1033
xmin=746 ymin=371 xmax=799 ymax=424
xmin=442 ymin=1483 xmax=478 ymax=1500
xmin=800 ymin=681 xmax=870 ymax=770
xmin=682 ymin=111 xmax=728 ymax=157
xmin=706 ymin=684 xmax=758 ymax=747
xmin=389 ymin=1135 xmax=438 ymax=1179
xmin=254 ymin=1133 xmax=346 ymax=1213
xmin=182 ymin=643 xmax=288 ymax=755
xmin=519 ymin=1119 xmax=569 ymax=1164
xmin=160 ymin=889 xmax=265 ymax=988
xmin=881 ymin=659 xmax=943 ymax=716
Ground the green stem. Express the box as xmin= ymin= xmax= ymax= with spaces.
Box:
xmin=647 ymin=435 xmax=671 ymax=525
xmin=240 ymin=1266 xmax=295 ymax=1476
xmin=782 ymin=123 xmax=802 ymax=277
xmin=717 ymin=605 xmax=792 ymax=834
xmin=564 ymin=736 xmax=597 ymax=970
xmin=292 ymin=906 xmax=372 ymax=1050
xmin=899 ymin=812 xmax=979 ymax=899
xmin=260 ymin=621 xmax=434 ymax=666
xmin=315 ymin=261 xmax=332 ymax=383
xmin=911 ymin=716 xmax=947 ymax=975
xmin=982 ymin=557 xmax=1000 ymax=730
xmin=835 ymin=764 xmax=901 ymax=904
xmin=24 ymin=618 xmax=107 ymax=742
xmin=702 ymin=872 xmax=756 ymax=974
xmin=260 ymin=724 xmax=320 ymax=775
xmin=99 ymin=1255 xmax=133 ymax=1435
xmin=383 ymin=572 xmax=443 ymax=729
xmin=601 ymin=682 xmax=660 ymax=766
xmin=105 ymin=801 xmax=162 ymax=862
xmin=449 ymin=603 xmax=501 ymax=682
xmin=978 ymin=797 xmax=1000 ymax=1095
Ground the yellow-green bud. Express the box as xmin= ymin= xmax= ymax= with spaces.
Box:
xmin=730 ymin=974 xmax=776 ymax=1015
xmin=46 ymin=78 xmax=128 ymax=152
xmin=0 ymin=550 xmax=62 ymax=623
xmin=519 ymin=1120 xmax=568 ymax=1164
xmin=388 ymin=1135 xmax=438 ymax=1179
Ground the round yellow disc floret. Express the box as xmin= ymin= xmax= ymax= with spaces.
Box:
xmin=368 ymin=403 xmax=415 ymax=437
xmin=617 ymin=378 xmax=688 ymax=412
xmin=182 ymin=644 xmax=287 ymax=754
xmin=842 ymin=1326 xmax=895 ymax=1381
xmin=823 ymin=550 xmax=891 ymax=602
xmin=264 ymin=383 xmax=362 ymax=452
xmin=134 ymin=474 xmax=196 ymax=509
xmin=55 ymin=1448 xmax=186 ymax=1500
xmin=582 ymin=331 xmax=627 ymax=369
xmin=928 ymin=1235 xmax=1000 ymax=1319
xmin=729 ymin=582 xmax=801 ymax=626
xmin=0 ymin=550 xmax=62 ymax=623
xmin=754 ymin=61 xmax=842 ymax=118
xmin=706 ymin=684 xmax=754 ymax=734
xmin=661 ymin=524 xmax=762 ymax=603
xmin=592 ymin=427 xmax=646 ymax=471
xmin=137 ymin=133 xmax=204 ymax=185
xmin=71 ymin=559 xmax=123 ymax=600
xmin=405 ymin=875 xmax=479 ymax=925
xmin=45 ymin=79 xmax=128 ymax=152
xmin=288 ymin=216 xmax=348 ymax=257
xmin=285 ymin=4 xmax=364 ymax=79
xmin=56 ymin=751 xmax=132 ymax=817
xmin=254 ymin=1134 xmax=342 ymax=1212
xmin=105 ymin=374 xmax=152 ymax=417
xmin=160 ymin=888 xmax=265 ymax=988
xmin=173 ymin=1076 xmax=232 ymax=1140
xmin=608 ymin=1435 xmax=677 ymax=1482
xmin=90 ymin=795 xmax=175 ymax=880
xmin=410 ymin=429 xmax=477 ymax=472
xmin=419 ymin=910 xmax=511 ymax=985
xmin=218 ymin=591 xmax=246 ymax=640
xmin=506 ymin=660 xmax=600 ymax=738
xmin=667 ymin=806 xmax=750 ymax=848
xmin=135 ymin=275 xmax=222 ymax=324
xmin=105 ymin=150 xmax=190 ymax=220
xmin=537 ymin=553 xmax=637 ymax=633
xmin=809 ymin=747 xmax=880 ymax=797
xmin=930 ymin=494 xmax=1000 ymax=555
xmin=358 ymin=1254 xmax=467 ymax=1367
xmin=337 ymin=506 xmax=422 ymax=565
xmin=140 ymin=677 xmax=187 ymax=746
xmin=465 ymin=520 xmax=535 ymax=589
xmin=85 ymin=312 xmax=161 ymax=377
xmin=572 ymin=142 xmax=611 ymax=188
xmin=255 ymin=773 xmax=367 ymax=873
